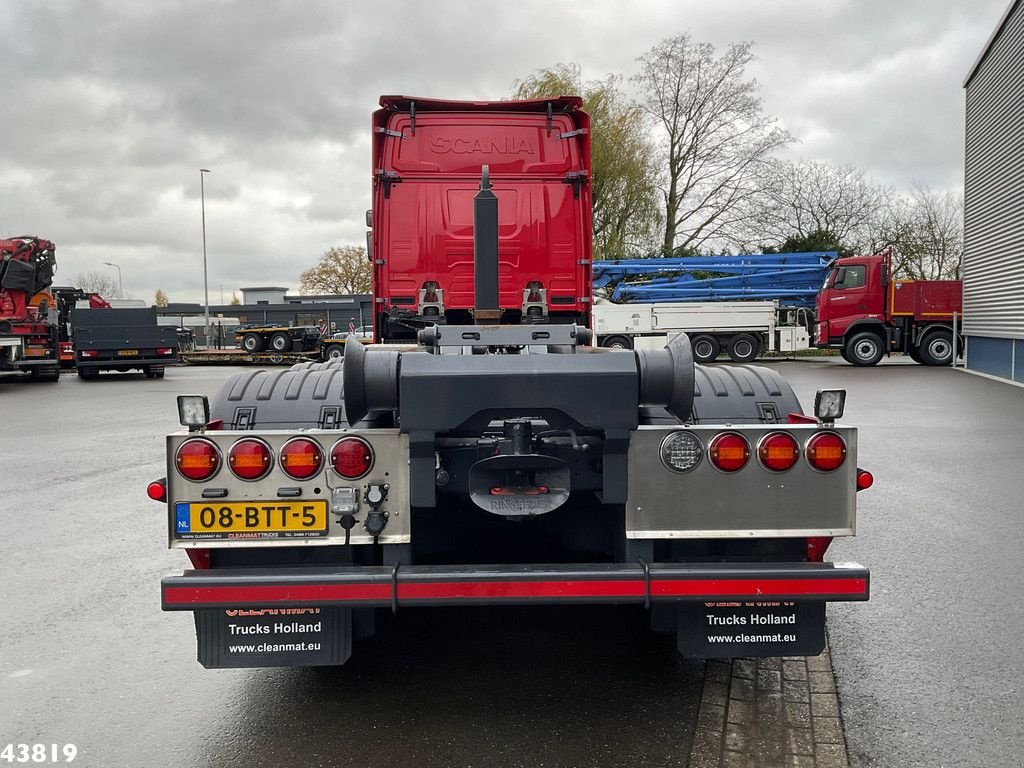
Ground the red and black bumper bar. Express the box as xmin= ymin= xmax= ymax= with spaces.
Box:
xmin=162 ymin=561 xmax=869 ymax=611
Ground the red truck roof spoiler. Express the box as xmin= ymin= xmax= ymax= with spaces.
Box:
xmin=378 ymin=95 xmax=584 ymax=113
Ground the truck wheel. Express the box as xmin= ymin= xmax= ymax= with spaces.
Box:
xmin=601 ymin=335 xmax=633 ymax=350
xmin=152 ymin=366 xmax=165 ymax=379
xmin=919 ymin=330 xmax=953 ymax=366
xmin=241 ymin=334 xmax=263 ymax=353
xmin=31 ymin=366 xmax=60 ymax=382
xmin=727 ymin=333 xmax=761 ymax=364
xmin=77 ymin=367 xmax=98 ymax=380
xmin=325 ymin=345 xmax=345 ymax=362
xmin=690 ymin=334 xmax=720 ymax=364
xmin=269 ymin=333 xmax=290 ymax=352
xmin=907 ymin=346 xmax=924 ymax=364
xmin=143 ymin=365 xmax=153 ymax=378
xmin=845 ymin=332 xmax=884 ymax=366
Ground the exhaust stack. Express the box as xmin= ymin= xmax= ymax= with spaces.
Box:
xmin=473 ymin=165 xmax=500 ymax=324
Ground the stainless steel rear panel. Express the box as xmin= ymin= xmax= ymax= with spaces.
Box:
xmin=625 ymin=424 xmax=857 ymax=539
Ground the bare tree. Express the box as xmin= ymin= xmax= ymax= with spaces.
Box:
xmin=878 ymin=182 xmax=963 ymax=280
xmin=74 ymin=270 xmax=119 ymax=298
xmin=745 ymin=160 xmax=889 ymax=254
xmin=632 ymin=34 xmax=792 ymax=254
xmin=299 ymin=246 xmax=372 ymax=295
xmin=513 ymin=63 xmax=661 ymax=258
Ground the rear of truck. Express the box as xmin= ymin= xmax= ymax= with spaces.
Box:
xmin=73 ymin=307 xmax=179 ymax=379
xmin=157 ymin=97 xmax=869 ymax=670
xmin=0 ymin=237 xmax=61 ymax=381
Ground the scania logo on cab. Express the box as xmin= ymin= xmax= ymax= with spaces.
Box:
xmin=430 ymin=136 xmax=534 ymax=155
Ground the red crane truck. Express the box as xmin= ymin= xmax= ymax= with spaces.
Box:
xmin=815 ymin=251 xmax=963 ymax=366
xmin=0 ymin=236 xmax=61 ymax=382
xmin=155 ymin=97 xmax=871 ymax=669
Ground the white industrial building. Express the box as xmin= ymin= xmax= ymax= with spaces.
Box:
xmin=963 ymin=0 xmax=1024 ymax=383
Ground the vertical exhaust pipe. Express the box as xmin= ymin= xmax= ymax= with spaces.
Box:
xmin=474 ymin=165 xmax=500 ymax=324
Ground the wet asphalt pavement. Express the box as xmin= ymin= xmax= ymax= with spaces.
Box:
xmin=0 ymin=366 xmax=702 ymax=768
xmin=2 ymin=359 xmax=1022 ymax=767
xmin=774 ymin=359 xmax=1024 ymax=768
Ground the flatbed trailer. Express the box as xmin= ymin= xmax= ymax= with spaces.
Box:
xmin=181 ymin=338 xmax=370 ymax=366
xmin=235 ymin=325 xmax=321 ymax=354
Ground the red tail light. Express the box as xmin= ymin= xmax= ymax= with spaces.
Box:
xmin=857 ymin=469 xmax=874 ymax=490
xmin=806 ymin=432 xmax=847 ymax=471
xmin=228 ymin=438 xmax=273 ymax=481
xmin=280 ymin=438 xmax=324 ymax=480
xmin=331 ymin=437 xmax=373 ymax=479
xmin=147 ymin=479 xmax=167 ymax=502
xmin=758 ymin=432 xmax=800 ymax=472
xmin=709 ymin=432 xmax=750 ymax=472
xmin=175 ymin=439 xmax=221 ymax=481
xmin=156 ymin=347 xmax=174 ymax=355
xmin=80 ymin=349 xmax=97 ymax=358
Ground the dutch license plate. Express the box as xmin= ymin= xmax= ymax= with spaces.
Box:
xmin=118 ymin=349 xmax=139 ymax=356
xmin=175 ymin=500 xmax=329 ymax=540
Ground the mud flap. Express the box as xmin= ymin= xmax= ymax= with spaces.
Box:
xmin=194 ymin=606 xmax=352 ymax=669
xmin=676 ymin=601 xmax=825 ymax=658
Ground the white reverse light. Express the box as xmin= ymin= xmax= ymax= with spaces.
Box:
xmin=177 ymin=394 xmax=211 ymax=430
xmin=814 ymin=389 xmax=846 ymax=423
xmin=660 ymin=431 xmax=704 ymax=473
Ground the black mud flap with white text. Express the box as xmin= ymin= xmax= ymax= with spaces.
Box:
xmin=676 ymin=601 xmax=825 ymax=658
xmin=194 ymin=606 xmax=352 ymax=669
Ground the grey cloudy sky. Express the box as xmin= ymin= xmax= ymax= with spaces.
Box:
xmin=0 ymin=0 xmax=1007 ymax=304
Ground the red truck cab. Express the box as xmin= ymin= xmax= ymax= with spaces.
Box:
xmin=370 ymin=96 xmax=593 ymax=342
xmin=816 ymin=252 xmax=963 ymax=366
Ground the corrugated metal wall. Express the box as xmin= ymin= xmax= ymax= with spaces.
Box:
xmin=964 ymin=0 xmax=1024 ymax=341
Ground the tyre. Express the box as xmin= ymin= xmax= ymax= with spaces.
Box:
xmin=77 ymin=367 xmax=98 ymax=380
xmin=839 ymin=347 xmax=854 ymax=364
xmin=601 ymin=335 xmax=633 ymax=350
xmin=143 ymin=365 xmax=154 ymax=378
xmin=907 ymin=345 xmax=924 ymax=364
xmin=325 ymin=345 xmax=345 ymax=362
xmin=919 ymin=330 xmax=953 ymax=366
xmin=845 ymin=332 xmax=884 ymax=366
xmin=690 ymin=334 xmax=720 ymax=364
xmin=153 ymin=366 xmax=165 ymax=379
xmin=241 ymin=334 xmax=264 ymax=353
xmin=269 ymin=333 xmax=290 ymax=353
xmin=727 ymin=333 xmax=761 ymax=364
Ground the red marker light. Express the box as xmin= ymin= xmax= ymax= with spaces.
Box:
xmin=806 ymin=432 xmax=847 ymax=472
xmin=331 ymin=437 xmax=373 ymax=479
xmin=709 ymin=432 xmax=750 ymax=472
xmin=280 ymin=438 xmax=324 ymax=480
xmin=857 ymin=469 xmax=874 ymax=491
xmin=175 ymin=439 xmax=220 ymax=481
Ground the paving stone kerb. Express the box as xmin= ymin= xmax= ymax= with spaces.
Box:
xmin=688 ymin=648 xmax=850 ymax=768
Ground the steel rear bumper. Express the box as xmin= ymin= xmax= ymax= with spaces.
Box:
xmin=162 ymin=561 xmax=869 ymax=611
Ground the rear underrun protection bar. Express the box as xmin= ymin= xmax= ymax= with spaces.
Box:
xmin=162 ymin=561 xmax=869 ymax=612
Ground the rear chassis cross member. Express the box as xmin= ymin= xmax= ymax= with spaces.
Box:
xmin=161 ymin=561 xmax=869 ymax=611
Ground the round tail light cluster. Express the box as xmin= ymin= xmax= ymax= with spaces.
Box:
xmin=758 ymin=432 xmax=800 ymax=472
xmin=709 ymin=433 xmax=750 ymax=472
xmin=228 ymin=438 xmax=273 ymax=480
xmin=806 ymin=432 xmax=847 ymax=471
xmin=331 ymin=437 xmax=374 ymax=479
xmin=175 ymin=439 xmax=221 ymax=481
xmin=280 ymin=438 xmax=324 ymax=480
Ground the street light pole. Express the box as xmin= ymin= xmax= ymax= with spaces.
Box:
xmin=200 ymin=168 xmax=212 ymax=343
xmin=102 ymin=261 xmax=123 ymax=298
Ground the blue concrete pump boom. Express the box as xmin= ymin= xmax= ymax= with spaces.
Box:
xmin=592 ymin=252 xmax=835 ymax=308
